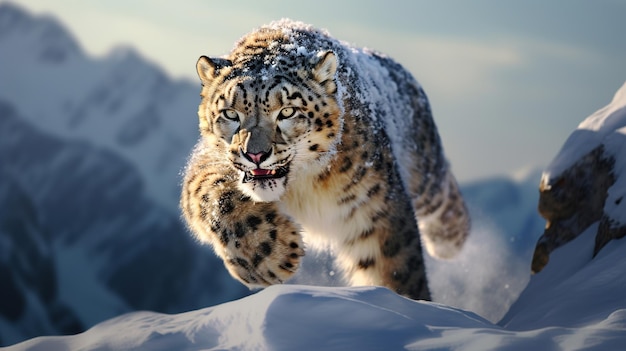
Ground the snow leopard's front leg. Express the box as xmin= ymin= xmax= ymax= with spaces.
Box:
xmin=181 ymin=155 xmax=304 ymax=287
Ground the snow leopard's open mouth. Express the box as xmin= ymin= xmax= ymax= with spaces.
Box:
xmin=242 ymin=166 xmax=288 ymax=183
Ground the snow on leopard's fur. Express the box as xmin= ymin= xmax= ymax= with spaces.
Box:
xmin=181 ymin=19 xmax=469 ymax=300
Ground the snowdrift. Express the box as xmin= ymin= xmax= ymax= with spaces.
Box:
xmin=8 ymin=272 xmax=626 ymax=351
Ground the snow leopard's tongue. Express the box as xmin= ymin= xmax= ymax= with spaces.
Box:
xmin=242 ymin=167 xmax=288 ymax=183
xmin=251 ymin=169 xmax=274 ymax=177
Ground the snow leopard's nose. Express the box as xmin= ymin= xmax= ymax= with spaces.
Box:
xmin=244 ymin=151 xmax=270 ymax=165
xmin=240 ymin=125 xmax=273 ymax=159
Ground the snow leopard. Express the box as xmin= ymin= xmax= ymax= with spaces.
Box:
xmin=181 ymin=19 xmax=470 ymax=300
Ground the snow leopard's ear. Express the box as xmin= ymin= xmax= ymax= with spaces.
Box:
xmin=312 ymin=51 xmax=337 ymax=94
xmin=197 ymin=56 xmax=232 ymax=85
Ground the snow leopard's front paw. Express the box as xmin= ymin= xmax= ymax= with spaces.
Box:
xmin=216 ymin=203 xmax=305 ymax=287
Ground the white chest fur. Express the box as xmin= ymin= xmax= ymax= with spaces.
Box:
xmin=279 ymin=172 xmax=373 ymax=251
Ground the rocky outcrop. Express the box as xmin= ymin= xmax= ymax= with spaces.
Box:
xmin=532 ymin=81 xmax=626 ymax=273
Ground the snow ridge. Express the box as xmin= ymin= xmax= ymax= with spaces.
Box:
xmin=8 ymin=283 xmax=626 ymax=351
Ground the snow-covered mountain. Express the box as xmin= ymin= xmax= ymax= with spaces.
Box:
xmin=0 ymin=1 xmax=199 ymax=210
xmin=6 ymin=80 xmax=626 ymax=351
xmin=0 ymin=100 xmax=249 ymax=346
xmin=7 ymin=226 xmax=626 ymax=351
xmin=0 ymin=2 xmax=550 ymax=348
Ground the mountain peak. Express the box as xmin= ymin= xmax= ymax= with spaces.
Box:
xmin=0 ymin=1 xmax=28 ymax=26
xmin=0 ymin=1 xmax=82 ymax=63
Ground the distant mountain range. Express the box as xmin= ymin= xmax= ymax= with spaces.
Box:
xmin=0 ymin=99 xmax=249 ymax=345
xmin=0 ymin=2 xmax=545 ymax=346
xmin=0 ymin=1 xmax=199 ymax=210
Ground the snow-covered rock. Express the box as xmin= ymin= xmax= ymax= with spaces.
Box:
xmin=501 ymin=222 xmax=626 ymax=331
xmin=532 ymin=81 xmax=626 ymax=273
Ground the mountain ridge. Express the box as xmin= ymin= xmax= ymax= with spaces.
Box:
xmin=0 ymin=1 xmax=199 ymax=210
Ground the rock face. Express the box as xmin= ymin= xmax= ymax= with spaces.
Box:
xmin=532 ymin=81 xmax=626 ymax=273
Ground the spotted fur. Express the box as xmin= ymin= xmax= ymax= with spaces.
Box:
xmin=181 ymin=20 xmax=470 ymax=300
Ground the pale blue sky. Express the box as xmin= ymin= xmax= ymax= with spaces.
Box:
xmin=18 ymin=0 xmax=626 ymax=182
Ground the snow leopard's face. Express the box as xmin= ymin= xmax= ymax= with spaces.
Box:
xmin=196 ymin=50 xmax=341 ymax=202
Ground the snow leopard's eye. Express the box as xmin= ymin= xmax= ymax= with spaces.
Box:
xmin=221 ymin=109 xmax=239 ymax=121
xmin=278 ymin=107 xmax=296 ymax=120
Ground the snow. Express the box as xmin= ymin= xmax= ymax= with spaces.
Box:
xmin=542 ymin=81 xmax=626 ymax=184
xmin=542 ymin=80 xmax=626 ymax=226
xmin=8 ymin=219 xmax=626 ymax=351
xmin=500 ymin=223 xmax=626 ymax=330
xmin=425 ymin=216 xmax=531 ymax=323
xmin=8 ymin=263 xmax=626 ymax=351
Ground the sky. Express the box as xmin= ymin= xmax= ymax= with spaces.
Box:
xmin=16 ymin=0 xmax=626 ymax=183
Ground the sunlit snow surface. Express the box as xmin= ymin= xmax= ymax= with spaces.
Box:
xmin=8 ymin=222 xmax=626 ymax=350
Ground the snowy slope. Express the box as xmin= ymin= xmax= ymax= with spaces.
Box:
xmin=9 ymin=80 xmax=626 ymax=351
xmin=7 ymin=273 xmax=626 ymax=351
